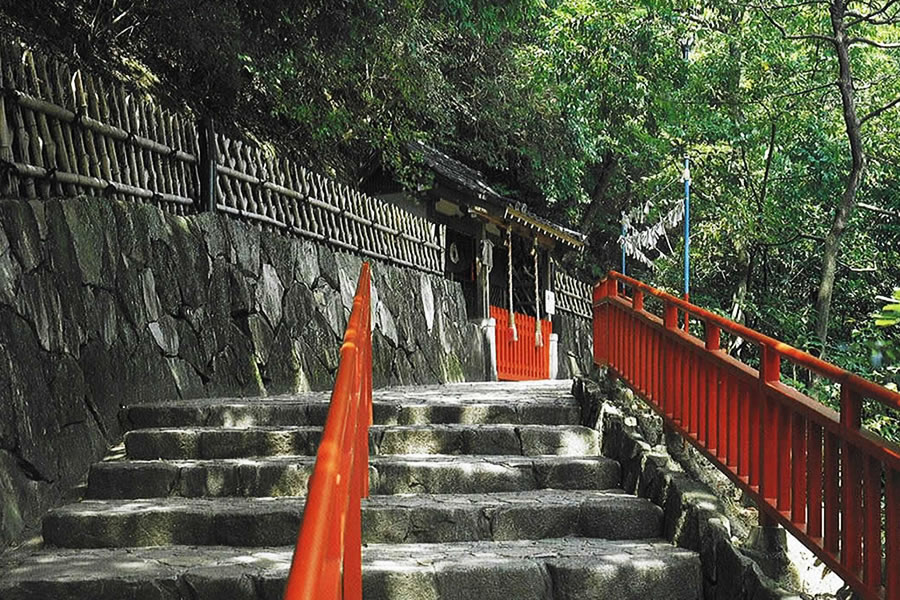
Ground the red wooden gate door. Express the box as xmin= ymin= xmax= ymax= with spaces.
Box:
xmin=490 ymin=305 xmax=551 ymax=381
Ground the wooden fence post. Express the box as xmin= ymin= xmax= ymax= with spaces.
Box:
xmin=198 ymin=115 xmax=217 ymax=212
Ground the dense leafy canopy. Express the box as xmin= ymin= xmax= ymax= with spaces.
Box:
xmin=2 ymin=0 xmax=898 ymax=427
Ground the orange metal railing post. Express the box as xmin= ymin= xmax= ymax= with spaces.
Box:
xmin=592 ymin=269 xmax=900 ymax=600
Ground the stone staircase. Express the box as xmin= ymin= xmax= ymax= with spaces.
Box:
xmin=0 ymin=380 xmax=701 ymax=600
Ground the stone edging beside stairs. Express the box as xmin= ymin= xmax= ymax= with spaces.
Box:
xmin=572 ymin=375 xmax=801 ymax=600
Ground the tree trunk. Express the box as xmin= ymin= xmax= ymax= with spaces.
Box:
xmin=580 ymin=151 xmax=618 ymax=233
xmin=814 ymin=1 xmax=866 ymax=356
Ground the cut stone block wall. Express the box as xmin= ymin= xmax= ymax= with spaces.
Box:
xmin=0 ymin=196 xmax=484 ymax=550
xmin=555 ymin=311 xmax=593 ymax=379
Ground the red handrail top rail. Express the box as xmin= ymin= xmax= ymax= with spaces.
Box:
xmin=598 ymin=270 xmax=900 ymax=413
xmin=283 ymin=263 xmax=372 ymax=600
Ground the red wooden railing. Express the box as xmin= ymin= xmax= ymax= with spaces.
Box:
xmin=491 ymin=305 xmax=552 ymax=380
xmin=284 ymin=263 xmax=373 ymax=600
xmin=593 ymin=271 xmax=900 ymax=600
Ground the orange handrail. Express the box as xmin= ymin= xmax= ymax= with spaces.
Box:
xmin=284 ymin=263 xmax=372 ymax=600
xmin=594 ymin=271 xmax=900 ymax=600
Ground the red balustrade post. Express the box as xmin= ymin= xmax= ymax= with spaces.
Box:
xmin=758 ymin=343 xmax=780 ymax=520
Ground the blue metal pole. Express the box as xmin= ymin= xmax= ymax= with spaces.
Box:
xmin=683 ymin=155 xmax=690 ymax=299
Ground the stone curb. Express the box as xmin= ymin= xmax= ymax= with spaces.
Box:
xmin=572 ymin=376 xmax=801 ymax=600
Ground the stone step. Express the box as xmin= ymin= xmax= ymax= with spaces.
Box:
xmin=123 ymin=396 xmax=580 ymax=430
xmin=86 ymin=454 xmax=621 ymax=499
xmin=43 ymin=490 xmax=662 ymax=548
xmin=123 ymin=424 xmax=600 ymax=460
xmin=0 ymin=539 xmax=701 ymax=600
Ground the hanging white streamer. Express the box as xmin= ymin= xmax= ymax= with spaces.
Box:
xmin=619 ymin=201 xmax=685 ymax=267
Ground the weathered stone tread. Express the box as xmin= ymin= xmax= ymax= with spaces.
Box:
xmin=43 ymin=489 xmax=663 ymax=548
xmin=123 ymin=382 xmax=580 ymax=429
xmin=123 ymin=424 xmax=600 ymax=459
xmin=86 ymin=454 xmax=621 ymax=498
xmin=0 ymin=538 xmax=701 ymax=600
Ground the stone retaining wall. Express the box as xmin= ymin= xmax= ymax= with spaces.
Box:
xmin=0 ymin=196 xmax=484 ymax=550
xmin=554 ymin=311 xmax=593 ymax=379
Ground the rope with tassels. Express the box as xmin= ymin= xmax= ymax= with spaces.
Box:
xmin=506 ymin=228 xmax=517 ymax=341
xmin=533 ymin=241 xmax=543 ymax=348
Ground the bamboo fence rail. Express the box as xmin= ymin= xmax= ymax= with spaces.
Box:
xmin=0 ymin=38 xmax=445 ymax=274
xmin=0 ymin=40 xmax=198 ymax=212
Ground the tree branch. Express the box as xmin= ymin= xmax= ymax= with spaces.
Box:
xmin=857 ymin=202 xmax=900 ymax=217
xmin=774 ymin=80 xmax=836 ymax=100
xmin=760 ymin=6 xmax=836 ymax=44
xmin=848 ymin=37 xmax=900 ymax=48
xmin=859 ymin=93 xmax=900 ymax=125
xmin=839 ymin=260 xmax=878 ymax=272
xmin=846 ymin=0 xmax=900 ymax=26
xmin=759 ymin=231 xmax=824 ymax=247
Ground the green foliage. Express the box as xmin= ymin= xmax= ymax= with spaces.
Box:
xmin=874 ymin=289 xmax=900 ymax=328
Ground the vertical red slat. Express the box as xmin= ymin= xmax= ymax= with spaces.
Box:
xmin=613 ymin=305 xmax=625 ymax=372
xmin=689 ymin=351 xmax=698 ymax=436
xmin=791 ymin=413 xmax=807 ymax=525
xmin=824 ymin=431 xmax=840 ymax=554
xmin=618 ymin=307 xmax=624 ymax=373
xmin=728 ymin=377 xmax=739 ymax=470
xmin=606 ymin=305 xmax=613 ymax=368
xmin=651 ymin=328 xmax=659 ymax=402
xmin=698 ymin=355 xmax=708 ymax=446
xmin=841 ymin=443 xmax=863 ymax=575
xmin=887 ymin=468 xmax=900 ymax=600
xmin=633 ymin=313 xmax=639 ymax=385
xmin=690 ymin=350 xmax=699 ymax=438
xmin=643 ymin=320 xmax=651 ymax=395
xmin=674 ymin=341 xmax=683 ymax=426
xmin=621 ymin=308 xmax=628 ymax=379
xmin=704 ymin=323 xmax=720 ymax=454
xmin=629 ymin=312 xmax=636 ymax=385
xmin=739 ymin=384 xmax=751 ymax=479
xmin=807 ymin=423 xmax=823 ymax=541
xmin=719 ymin=372 xmax=730 ymax=463
xmin=592 ymin=283 xmax=603 ymax=365
xmin=778 ymin=403 xmax=792 ymax=512
xmin=749 ymin=384 xmax=760 ymax=488
xmin=840 ymin=385 xmax=863 ymax=575
xmin=709 ymin=364 xmax=719 ymax=455
xmin=632 ymin=291 xmax=643 ymax=391
xmin=663 ymin=333 xmax=673 ymax=416
xmin=862 ymin=456 xmax=882 ymax=588
xmin=682 ymin=349 xmax=690 ymax=428
xmin=688 ymin=351 xmax=696 ymax=432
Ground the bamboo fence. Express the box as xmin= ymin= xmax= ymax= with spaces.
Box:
xmin=554 ymin=270 xmax=592 ymax=319
xmin=0 ymin=38 xmax=445 ymax=274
